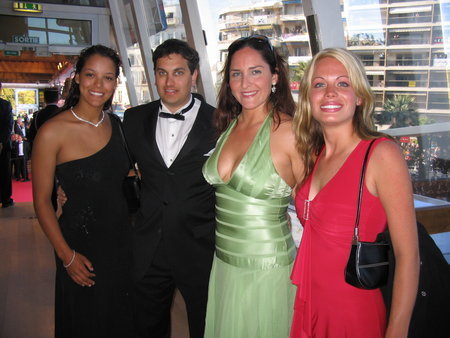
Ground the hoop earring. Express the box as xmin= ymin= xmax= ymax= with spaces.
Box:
xmin=271 ymin=83 xmax=276 ymax=93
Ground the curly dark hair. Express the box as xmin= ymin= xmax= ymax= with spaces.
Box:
xmin=215 ymin=36 xmax=295 ymax=135
xmin=152 ymin=39 xmax=199 ymax=74
xmin=61 ymin=44 xmax=122 ymax=112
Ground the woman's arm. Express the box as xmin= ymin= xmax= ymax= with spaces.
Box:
xmin=32 ymin=124 xmax=96 ymax=287
xmin=368 ymin=140 xmax=420 ymax=338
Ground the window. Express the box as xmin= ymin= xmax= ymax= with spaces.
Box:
xmin=343 ymin=0 xmax=450 ymax=225
xmin=0 ymin=15 xmax=91 ymax=46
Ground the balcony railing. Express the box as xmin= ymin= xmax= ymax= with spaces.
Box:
xmin=386 ymin=59 xmax=429 ymax=66
xmin=385 ymin=79 xmax=428 ymax=87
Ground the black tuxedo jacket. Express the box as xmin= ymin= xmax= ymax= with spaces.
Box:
xmin=0 ymin=98 xmax=13 ymax=151
xmin=123 ymin=97 xmax=216 ymax=285
xmin=14 ymin=123 xmax=30 ymax=157
xmin=14 ymin=123 xmax=27 ymax=138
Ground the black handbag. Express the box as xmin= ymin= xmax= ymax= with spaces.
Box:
xmin=110 ymin=114 xmax=141 ymax=214
xmin=344 ymin=139 xmax=390 ymax=289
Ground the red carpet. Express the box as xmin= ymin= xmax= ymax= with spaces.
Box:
xmin=12 ymin=176 xmax=33 ymax=202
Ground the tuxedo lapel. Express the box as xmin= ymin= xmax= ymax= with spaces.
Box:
xmin=174 ymin=103 xmax=211 ymax=164
xmin=144 ymin=102 xmax=166 ymax=167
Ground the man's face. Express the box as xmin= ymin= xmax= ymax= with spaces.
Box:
xmin=155 ymin=53 xmax=198 ymax=113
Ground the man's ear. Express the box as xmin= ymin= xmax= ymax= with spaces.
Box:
xmin=191 ymin=69 xmax=199 ymax=86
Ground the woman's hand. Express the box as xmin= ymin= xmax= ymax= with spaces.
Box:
xmin=64 ymin=251 xmax=96 ymax=287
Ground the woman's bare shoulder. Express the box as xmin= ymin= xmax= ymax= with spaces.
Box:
xmin=36 ymin=110 xmax=72 ymax=141
xmin=371 ymin=138 xmax=403 ymax=162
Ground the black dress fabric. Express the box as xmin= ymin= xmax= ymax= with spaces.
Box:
xmin=54 ymin=117 xmax=133 ymax=338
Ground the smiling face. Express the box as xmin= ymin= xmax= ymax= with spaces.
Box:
xmin=228 ymin=47 xmax=278 ymax=114
xmin=155 ymin=53 xmax=198 ymax=113
xmin=75 ymin=53 xmax=117 ymax=109
xmin=309 ymin=57 xmax=362 ymax=127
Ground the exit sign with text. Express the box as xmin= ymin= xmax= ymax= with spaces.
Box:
xmin=13 ymin=2 xmax=43 ymax=13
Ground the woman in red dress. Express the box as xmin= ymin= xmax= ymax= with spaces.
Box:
xmin=291 ymin=48 xmax=419 ymax=337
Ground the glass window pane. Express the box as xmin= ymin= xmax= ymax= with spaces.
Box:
xmin=342 ymin=0 xmax=450 ymax=215
xmin=28 ymin=17 xmax=46 ymax=29
xmin=28 ymin=29 xmax=48 ymax=44
xmin=23 ymin=0 xmax=107 ymax=7
xmin=0 ymin=15 xmax=91 ymax=46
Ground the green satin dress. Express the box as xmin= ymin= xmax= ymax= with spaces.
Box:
xmin=203 ymin=113 xmax=296 ymax=338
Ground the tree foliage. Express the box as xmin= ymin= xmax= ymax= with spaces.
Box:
xmin=1 ymin=88 xmax=16 ymax=111
xmin=376 ymin=94 xmax=419 ymax=128
xmin=291 ymin=61 xmax=308 ymax=82
xmin=18 ymin=90 xmax=36 ymax=105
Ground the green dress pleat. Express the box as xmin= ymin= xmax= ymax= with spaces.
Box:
xmin=202 ymin=113 xmax=296 ymax=338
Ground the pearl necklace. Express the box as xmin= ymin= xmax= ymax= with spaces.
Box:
xmin=70 ymin=107 xmax=105 ymax=127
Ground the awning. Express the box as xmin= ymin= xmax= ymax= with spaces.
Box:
xmin=390 ymin=71 xmax=428 ymax=75
xmin=389 ymin=27 xmax=431 ymax=33
xmin=251 ymin=25 xmax=273 ymax=30
xmin=389 ymin=6 xmax=432 ymax=15
xmin=366 ymin=71 xmax=385 ymax=75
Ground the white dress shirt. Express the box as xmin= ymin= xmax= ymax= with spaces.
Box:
xmin=18 ymin=141 xmax=24 ymax=156
xmin=156 ymin=95 xmax=201 ymax=167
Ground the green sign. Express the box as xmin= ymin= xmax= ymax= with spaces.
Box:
xmin=13 ymin=2 xmax=43 ymax=13
xmin=4 ymin=50 xmax=20 ymax=56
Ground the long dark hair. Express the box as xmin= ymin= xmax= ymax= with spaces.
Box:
xmin=61 ymin=45 xmax=122 ymax=112
xmin=215 ymin=36 xmax=295 ymax=135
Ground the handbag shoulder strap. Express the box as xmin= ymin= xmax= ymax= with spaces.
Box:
xmin=109 ymin=113 xmax=139 ymax=176
xmin=353 ymin=139 xmax=376 ymax=242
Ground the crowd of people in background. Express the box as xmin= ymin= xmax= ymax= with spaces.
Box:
xmin=0 ymin=84 xmax=62 ymax=209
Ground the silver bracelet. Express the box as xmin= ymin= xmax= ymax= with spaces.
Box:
xmin=63 ymin=250 xmax=76 ymax=268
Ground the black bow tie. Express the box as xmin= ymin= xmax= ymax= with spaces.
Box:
xmin=159 ymin=96 xmax=195 ymax=121
xmin=159 ymin=112 xmax=185 ymax=120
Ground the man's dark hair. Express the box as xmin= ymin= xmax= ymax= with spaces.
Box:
xmin=152 ymin=39 xmax=199 ymax=74
xmin=43 ymin=88 xmax=59 ymax=104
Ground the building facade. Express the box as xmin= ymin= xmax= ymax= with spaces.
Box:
xmin=344 ymin=0 xmax=450 ymax=123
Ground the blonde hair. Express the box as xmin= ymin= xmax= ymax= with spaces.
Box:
xmin=293 ymin=48 xmax=384 ymax=180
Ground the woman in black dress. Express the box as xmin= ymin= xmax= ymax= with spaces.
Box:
xmin=32 ymin=45 xmax=133 ymax=337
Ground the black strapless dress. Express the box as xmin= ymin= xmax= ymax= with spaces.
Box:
xmin=54 ymin=117 xmax=133 ymax=338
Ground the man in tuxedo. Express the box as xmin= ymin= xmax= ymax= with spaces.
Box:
xmin=28 ymin=88 xmax=60 ymax=210
xmin=28 ymin=88 xmax=60 ymax=148
xmin=0 ymin=82 xmax=14 ymax=208
xmin=13 ymin=117 xmax=30 ymax=181
xmin=123 ymin=39 xmax=216 ymax=338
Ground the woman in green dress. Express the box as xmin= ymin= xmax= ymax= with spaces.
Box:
xmin=202 ymin=36 xmax=304 ymax=337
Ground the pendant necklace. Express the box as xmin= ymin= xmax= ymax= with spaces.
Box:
xmin=70 ymin=107 xmax=105 ymax=127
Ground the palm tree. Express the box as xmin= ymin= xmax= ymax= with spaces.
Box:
xmin=379 ymin=94 xmax=426 ymax=178
xmin=291 ymin=61 xmax=308 ymax=82
xmin=380 ymin=94 xmax=419 ymax=128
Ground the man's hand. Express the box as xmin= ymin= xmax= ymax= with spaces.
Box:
xmin=57 ymin=185 xmax=68 ymax=207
